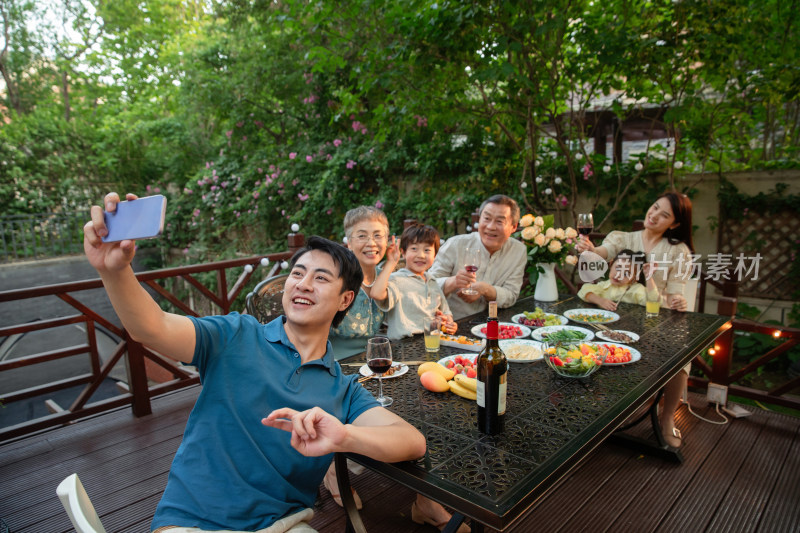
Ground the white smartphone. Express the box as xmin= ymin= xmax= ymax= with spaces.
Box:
xmin=101 ymin=195 xmax=167 ymax=243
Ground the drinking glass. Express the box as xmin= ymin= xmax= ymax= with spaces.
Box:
xmin=462 ymin=246 xmax=481 ymax=295
xmin=646 ymin=287 xmax=661 ymax=318
xmin=577 ymin=213 xmax=594 ymax=246
xmin=366 ymin=337 xmax=393 ymax=407
xmin=424 ymin=317 xmax=442 ymax=353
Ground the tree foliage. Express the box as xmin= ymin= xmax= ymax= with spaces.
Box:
xmin=1 ymin=0 xmax=798 ymax=256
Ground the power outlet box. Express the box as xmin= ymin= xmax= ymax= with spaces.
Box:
xmin=707 ymin=383 xmax=728 ymax=406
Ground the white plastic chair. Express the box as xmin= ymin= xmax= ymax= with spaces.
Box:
xmin=56 ymin=474 xmax=107 ymax=533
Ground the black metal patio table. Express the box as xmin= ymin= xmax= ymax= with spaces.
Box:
xmin=335 ymin=295 xmax=731 ymax=533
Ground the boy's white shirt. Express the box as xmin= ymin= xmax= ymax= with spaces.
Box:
xmin=377 ymin=268 xmax=452 ymax=339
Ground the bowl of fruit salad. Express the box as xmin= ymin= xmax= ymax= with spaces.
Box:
xmin=542 ymin=341 xmax=608 ymax=378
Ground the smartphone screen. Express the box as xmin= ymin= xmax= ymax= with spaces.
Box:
xmin=102 ymin=195 xmax=167 ymax=243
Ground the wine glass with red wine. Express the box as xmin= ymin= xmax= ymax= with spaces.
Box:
xmin=577 ymin=213 xmax=594 ymax=249
xmin=461 ymin=246 xmax=481 ymax=296
xmin=366 ymin=336 xmax=393 ymax=407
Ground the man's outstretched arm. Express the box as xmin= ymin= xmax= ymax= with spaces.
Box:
xmin=262 ymin=406 xmax=426 ymax=463
xmin=85 ymin=192 xmax=196 ymax=363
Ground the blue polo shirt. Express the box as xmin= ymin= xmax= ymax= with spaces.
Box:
xmin=151 ymin=314 xmax=379 ymax=531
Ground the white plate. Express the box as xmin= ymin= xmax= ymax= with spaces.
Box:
xmin=595 ymin=330 xmax=640 ymax=344
xmin=358 ymin=362 xmax=409 ymax=379
xmin=437 ymin=353 xmax=479 ymax=367
xmin=599 ymin=344 xmax=642 ymax=366
xmin=511 ymin=313 xmax=569 ymax=327
xmin=498 ymin=339 xmax=545 ymax=362
xmin=439 ymin=334 xmax=485 ymax=352
xmin=563 ymin=308 xmax=620 ymax=324
xmin=471 ymin=322 xmax=532 ymax=339
xmin=530 ymin=325 xmax=594 ymax=342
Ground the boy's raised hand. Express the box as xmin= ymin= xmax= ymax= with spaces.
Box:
xmin=384 ymin=235 xmax=401 ymax=268
xmin=84 ymin=192 xmax=138 ymax=273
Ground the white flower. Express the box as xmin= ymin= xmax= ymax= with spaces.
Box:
xmin=521 ymin=181 xmax=528 ymax=188
xmin=635 ymin=162 xmax=644 ymax=171
xmin=534 ymin=216 xmax=544 ymax=227
xmin=291 ymin=223 xmax=300 ymax=232
xmin=545 ymin=227 xmax=556 ymax=239
xmin=521 ymin=226 xmax=538 ymax=240
xmin=520 ymin=214 xmax=535 ymax=227
xmin=536 ymin=177 xmax=543 ymax=183
xmin=565 ymin=254 xmax=578 ymax=265
xmin=674 ymin=161 xmax=684 ymax=169
xmin=603 ymin=165 xmax=611 ymax=173
xmin=534 ymin=233 xmax=546 ymax=246
xmin=555 ymin=228 xmax=565 ymax=240
xmin=565 ymin=227 xmax=578 ymax=239
xmin=548 ymin=239 xmax=562 ymax=253
xmin=575 ymin=153 xmax=583 ymax=160
xmin=544 ymin=188 xmax=552 ymax=195
xmin=554 ymin=177 xmax=562 ymax=185
xmin=656 ymin=40 xmax=667 ymax=46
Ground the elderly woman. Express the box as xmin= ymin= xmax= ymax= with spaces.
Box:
xmin=326 ymin=206 xmax=470 ymax=532
xmin=576 ymin=191 xmax=694 ymax=447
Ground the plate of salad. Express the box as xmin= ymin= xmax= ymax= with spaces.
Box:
xmin=530 ymin=325 xmax=594 ymax=343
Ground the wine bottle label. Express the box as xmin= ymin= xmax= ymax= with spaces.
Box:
xmin=476 ymin=372 xmax=507 ymax=414
xmin=498 ymin=378 xmax=507 ymax=415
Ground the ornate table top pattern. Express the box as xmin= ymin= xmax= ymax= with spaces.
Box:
xmin=342 ymin=296 xmax=730 ymax=529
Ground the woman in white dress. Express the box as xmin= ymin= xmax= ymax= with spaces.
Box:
xmin=576 ymin=191 xmax=694 ymax=447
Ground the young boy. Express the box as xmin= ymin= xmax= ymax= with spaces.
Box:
xmin=578 ymin=249 xmax=659 ymax=311
xmin=372 ymin=224 xmax=457 ymax=339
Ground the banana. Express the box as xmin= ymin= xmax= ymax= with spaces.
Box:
xmin=449 ymin=380 xmax=477 ymax=400
xmin=454 ymin=374 xmax=477 ymax=392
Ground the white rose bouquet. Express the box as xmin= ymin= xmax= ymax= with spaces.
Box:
xmin=517 ymin=213 xmax=579 ymax=268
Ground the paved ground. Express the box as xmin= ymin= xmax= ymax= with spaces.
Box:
xmin=0 ymin=252 xmax=158 ymax=428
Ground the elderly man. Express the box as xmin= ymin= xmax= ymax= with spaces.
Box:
xmin=428 ymin=194 xmax=527 ymax=320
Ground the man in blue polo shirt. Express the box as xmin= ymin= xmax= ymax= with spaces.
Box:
xmin=84 ymin=193 xmax=427 ymax=532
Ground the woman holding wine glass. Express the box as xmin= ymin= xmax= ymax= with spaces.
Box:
xmin=575 ymin=191 xmax=694 ymax=448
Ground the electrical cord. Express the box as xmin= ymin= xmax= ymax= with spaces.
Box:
xmin=685 ymin=399 xmax=729 ymax=425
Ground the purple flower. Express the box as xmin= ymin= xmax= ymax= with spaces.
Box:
xmin=225 ymin=130 xmax=233 ymax=138
xmin=375 ymin=200 xmax=384 ymax=209
xmin=289 ymin=152 xmax=297 ymax=160
xmin=306 ymin=155 xmax=313 ymax=163
xmin=253 ymin=191 xmax=260 ymax=199
xmin=298 ymin=193 xmax=309 ymax=201
xmin=183 ymin=248 xmax=189 ymax=254
xmin=326 ymin=209 xmax=332 ymax=214
xmin=346 ymin=160 xmax=356 ymax=169
xmin=236 ymin=121 xmax=244 ymax=128
xmin=292 ymin=179 xmax=299 ymax=186
xmin=333 ymin=139 xmax=342 ymax=147
xmin=352 ymin=120 xmax=363 ymax=131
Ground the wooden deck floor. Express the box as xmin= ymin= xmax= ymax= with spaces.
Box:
xmin=2 ymin=386 xmax=799 ymax=533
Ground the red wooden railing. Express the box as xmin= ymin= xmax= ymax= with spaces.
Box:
xmin=0 ymin=233 xmax=305 ymax=441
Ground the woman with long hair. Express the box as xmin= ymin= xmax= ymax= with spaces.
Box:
xmin=576 ymin=191 xmax=694 ymax=447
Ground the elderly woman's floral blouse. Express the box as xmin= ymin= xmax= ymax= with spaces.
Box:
xmin=329 ymin=286 xmax=385 ymax=360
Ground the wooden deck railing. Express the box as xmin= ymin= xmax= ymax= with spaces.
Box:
xmin=0 ymin=233 xmax=305 ymax=442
